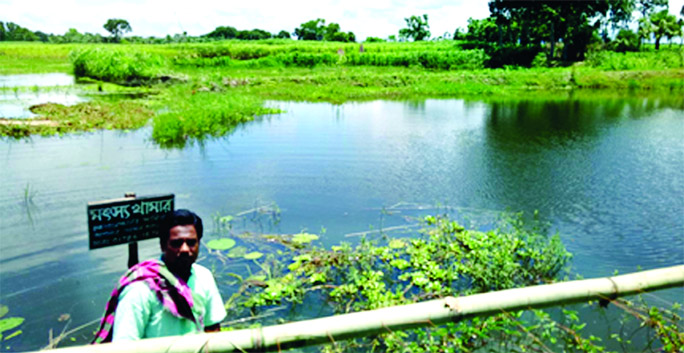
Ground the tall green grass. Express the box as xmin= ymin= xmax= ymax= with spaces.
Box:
xmin=586 ymin=50 xmax=684 ymax=70
xmin=151 ymin=86 xmax=280 ymax=148
xmin=70 ymin=46 xmax=168 ymax=84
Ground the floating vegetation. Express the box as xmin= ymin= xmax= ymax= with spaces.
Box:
xmin=205 ymin=238 xmax=236 ymax=251
xmin=243 ymin=252 xmax=264 ymax=260
xmin=0 ymin=304 xmax=24 ymax=342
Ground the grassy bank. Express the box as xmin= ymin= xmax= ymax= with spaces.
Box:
xmin=1 ymin=41 xmax=682 ymax=144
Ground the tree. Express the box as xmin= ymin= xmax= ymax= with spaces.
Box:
xmin=488 ymin=0 xmax=611 ymax=60
xmin=275 ymin=30 xmax=291 ymax=39
xmin=205 ymin=26 xmax=238 ymax=39
xmin=649 ymin=10 xmax=680 ymax=49
xmin=637 ymin=0 xmax=668 ymax=17
xmin=236 ymin=29 xmax=272 ymax=40
xmin=294 ymin=18 xmax=325 ymax=40
xmin=103 ymin=19 xmax=131 ymax=42
xmin=612 ymin=29 xmax=639 ymax=51
xmin=399 ymin=14 xmax=430 ymax=41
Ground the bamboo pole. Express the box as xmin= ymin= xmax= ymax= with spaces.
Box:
xmin=45 ymin=265 xmax=684 ymax=353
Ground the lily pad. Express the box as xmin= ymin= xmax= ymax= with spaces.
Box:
xmin=0 ymin=305 xmax=7 ymax=319
xmin=206 ymin=238 xmax=236 ymax=251
xmin=227 ymin=246 xmax=248 ymax=258
xmin=244 ymin=252 xmax=263 ymax=260
xmin=0 ymin=317 xmax=24 ymax=335
xmin=292 ymin=232 xmax=319 ymax=245
xmin=219 ymin=215 xmax=234 ymax=223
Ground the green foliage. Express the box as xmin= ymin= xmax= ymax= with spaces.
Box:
xmin=399 ymin=14 xmax=431 ymax=41
xmin=103 ymin=19 xmax=131 ymax=42
xmin=294 ymin=19 xmax=326 ymax=40
xmin=204 ymin=26 xmax=238 ymax=40
xmin=612 ymin=29 xmax=640 ymax=52
xmin=226 ymin=214 xmax=576 ymax=350
xmin=0 ymin=21 xmax=39 ymax=41
xmin=586 ymin=49 xmax=684 ymax=70
xmin=70 ymin=46 xmax=166 ymax=84
xmin=0 ymin=305 xmax=24 ymax=342
xmin=641 ymin=10 xmax=682 ymax=50
xmin=236 ymin=29 xmax=272 ymax=40
xmin=150 ymin=86 xmax=280 ymax=148
xmin=275 ymin=30 xmax=291 ymax=39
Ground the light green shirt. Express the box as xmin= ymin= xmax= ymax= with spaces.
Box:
xmin=112 ymin=263 xmax=227 ymax=341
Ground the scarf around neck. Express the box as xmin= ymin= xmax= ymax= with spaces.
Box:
xmin=92 ymin=259 xmax=196 ymax=344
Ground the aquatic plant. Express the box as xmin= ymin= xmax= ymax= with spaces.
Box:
xmin=216 ymin=214 xmax=682 ymax=352
xmin=70 ymin=46 xmax=167 ymax=85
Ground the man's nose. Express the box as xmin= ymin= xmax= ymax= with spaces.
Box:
xmin=180 ymin=241 xmax=191 ymax=252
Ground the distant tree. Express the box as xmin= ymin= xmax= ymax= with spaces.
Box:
xmin=294 ymin=18 xmax=325 ymax=40
xmin=103 ymin=19 xmax=131 ymax=42
xmin=3 ymin=22 xmax=38 ymax=41
xmin=205 ymin=26 xmax=238 ymax=39
xmin=465 ymin=17 xmax=498 ymax=43
xmin=0 ymin=22 xmax=5 ymax=41
xmin=387 ymin=34 xmax=397 ymax=42
xmin=275 ymin=30 xmax=291 ymax=39
xmin=607 ymin=0 xmax=637 ymax=28
xmin=365 ymin=36 xmax=385 ymax=43
xmin=612 ymin=29 xmax=639 ymax=51
xmin=237 ymin=29 xmax=272 ymax=40
xmin=452 ymin=27 xmax=466 ymax=40
xmin=651 ymin=10 xmax=680 ymax=49
xmin=399 ymin=14 xmax=430 ymax=41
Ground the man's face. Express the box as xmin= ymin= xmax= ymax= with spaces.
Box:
xmin=163 ymin=225 xmax=199 ymax=275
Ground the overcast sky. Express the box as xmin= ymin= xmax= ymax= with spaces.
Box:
xmin=1 ymin=0 xmax=683 ymax=41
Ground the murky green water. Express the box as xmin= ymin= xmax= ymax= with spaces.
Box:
xmin=0 ymin=94 xmax=683 ymax=351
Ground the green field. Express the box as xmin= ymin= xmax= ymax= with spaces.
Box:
xmin=1 ymin=41 xmax=683 ymax=145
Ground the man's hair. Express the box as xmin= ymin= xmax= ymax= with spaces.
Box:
xmin=160 ymin=209 xmax=203 ymax=248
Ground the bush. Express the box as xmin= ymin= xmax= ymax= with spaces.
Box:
xmin=70 ymin=46 xmax=166 ymax=84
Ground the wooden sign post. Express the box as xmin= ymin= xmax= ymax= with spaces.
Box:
xmin=87 ymin=193 xmax=174 ymax=268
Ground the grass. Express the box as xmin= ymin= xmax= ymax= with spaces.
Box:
xmin=1 ymin=41 xmax=683 ymax=145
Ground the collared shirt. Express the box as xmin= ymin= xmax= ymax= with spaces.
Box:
xmin=112 ymin=263 xmax=227 ymax=341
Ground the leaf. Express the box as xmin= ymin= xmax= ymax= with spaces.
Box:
xmin=244 ymin=252 xmax=263 ymax=260
xmin=3 ymin=330 xmax=21 ymax=341
xmin=0 ymin=305 xmax=7 ymax=318
xmin=292 ymin=233 xmax=319 ymax=245
xmin=0 ymin=318 xmax=24 ymax=334
xmin=206 ymin=238 xmax=236 ymax=251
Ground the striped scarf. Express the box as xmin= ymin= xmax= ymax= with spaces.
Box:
xmin=92 ymin=259 xmax=196 ymax=344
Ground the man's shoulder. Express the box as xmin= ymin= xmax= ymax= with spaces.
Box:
xmin=191 ymin=263 xmax=213 ymax=279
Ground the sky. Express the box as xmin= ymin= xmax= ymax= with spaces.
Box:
xmin=1 ymin=0 xmax=683 ymax=41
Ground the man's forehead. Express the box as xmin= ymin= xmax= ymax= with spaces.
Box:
xmin=169 ymin=224 xmax=197 ymax=237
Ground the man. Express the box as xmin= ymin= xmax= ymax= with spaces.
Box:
xmin=93 ymin=209 xmax=226 ymax=343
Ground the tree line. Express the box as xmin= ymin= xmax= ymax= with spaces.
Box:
xmin=2 ymin=0 xmax=682 ymax=61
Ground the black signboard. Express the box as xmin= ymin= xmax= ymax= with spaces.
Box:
xmin=87 ymin=194 xmax=174 ymax=249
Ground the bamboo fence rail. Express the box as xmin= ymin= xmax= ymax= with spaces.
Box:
xmin=43 ymin=264 xmax=684 ymax=353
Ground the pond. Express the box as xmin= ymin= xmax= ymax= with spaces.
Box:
xmin=0 ymin=94 xmax=683 ymax=351
xmin=0 ymin=74 xmax=87 ymax=119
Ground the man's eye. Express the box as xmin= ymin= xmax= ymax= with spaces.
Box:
xmin=170 ymin=239 xmax=196 ymax=248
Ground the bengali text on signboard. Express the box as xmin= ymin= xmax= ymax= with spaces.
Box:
xmin=87 ymin=194 xmax=174 ymax=249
